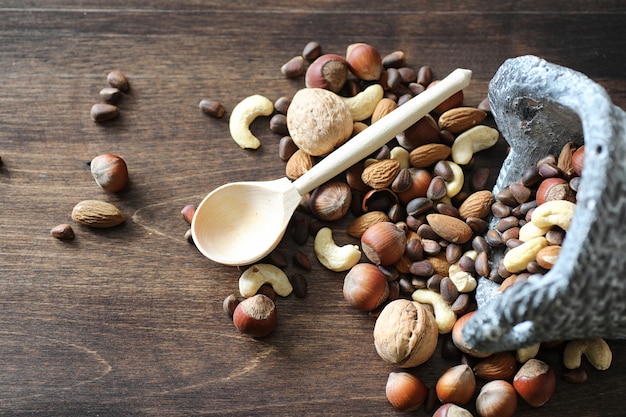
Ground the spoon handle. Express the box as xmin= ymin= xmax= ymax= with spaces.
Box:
xmin=292 ymin=68 xmax=472 ymax=195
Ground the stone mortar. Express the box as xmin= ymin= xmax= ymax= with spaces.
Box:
xmin=463 ymin=55 xmax=626 ymax=352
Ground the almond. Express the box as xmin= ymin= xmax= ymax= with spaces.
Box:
xmin=438 ymin=107 xmax=487 ymax=134
xmin=458 ymin=190 xmax=494 ymax=219
xmin=426 ymin=213 xmax=473 ymax=244
xmin=361 ymin=159 xmax=400 ymax=189
xmin=347 ymin=211 xmax=390 ymax=238
xmin=71 ymin=200 xmax=125 ymax=228
xmin=408 ymin=143 xmax=451 ymax=168
xmin=474 ymin=352 xmax=518 ymax=381
xmin=285 ymin=149 xmax=313 ymax=180
xmin=370 ymin=98 xmax=397 ymax=124
xmin=427 ymin=253 xmax=452 ymax=276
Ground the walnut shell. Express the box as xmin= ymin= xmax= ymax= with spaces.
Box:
xmin=286 ymin=88 xmax=353 ymax=156
xmin=373 ymin=298 xmax=439 ymax=368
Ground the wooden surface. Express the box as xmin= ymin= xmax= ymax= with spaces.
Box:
xmin=2 ymin=2 xmax=626 ymax=416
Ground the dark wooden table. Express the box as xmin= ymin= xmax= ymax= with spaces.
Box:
xmin=2 ymin=2 xmax=626 ymax=416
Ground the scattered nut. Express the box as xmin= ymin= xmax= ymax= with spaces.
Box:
xmin=340 ymin=83 xmax=384 ymax=121
xmin=90 ymin=153 xmax=129 ymax=192
xmin=411 ymin=289 xmax=456 ymax=333
xmin=199 ymin=99 xmax=226 ymax=118
xmin=232 ymin=294 xmax=277 ymax=338
xmin=228 ymin=94 xmax=275 ymax=149
xmin=50 ymin=223 xmax=75 ymax=240
xmin=71 ymin=200 xmax=125 ymax=228
xmin=563 ymin=338 xmax=612 ymax=370
xmin=373 ymin=298 xmax=439 ymax=367
xmin=238 ymin=263 xmax=293 ymax=298
xmin=385 ymin=372 xmax=428 ymax=412
xmin=106 ymin=70 xmax=130 ymax=92
xmin=314 ymin=227 xmax=361 ymax=272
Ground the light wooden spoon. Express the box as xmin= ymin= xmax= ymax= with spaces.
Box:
xmin=191 ymin=68 xmax=472 ymax=266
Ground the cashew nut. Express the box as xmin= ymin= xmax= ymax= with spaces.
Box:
xmin=445 ymin=161 xmax=464 ymax=198
xmin=448 ymin=250 xmax=478 ymax=292
xmin=239 ymin=263 xmax=293 ymax=297
xmin=502 ymin=236 xmax=548 ymax=273
xmin=341 ymin=84 xmax=384 ymax=121
xmin=531 ymin=199 xmax=577 ymax=231
xmin=228 ymin=94 xmax=274 ymax=149
xmin=518 ymin=221 xmax=550 ymax=242
xmin=314 ymin=227 xmax=361 ymax=272
xmin=451 ymin=125 xmax=500 ymax=165
xmin=390 ymin=146 xmax=410 ymax=170
xmin=563 ymin=338 xmax=612 ymax=370
xmin=516 ymin=342 xmax=540 ymax=363
xmin=411 ymin=289 xmax=456 ymax=333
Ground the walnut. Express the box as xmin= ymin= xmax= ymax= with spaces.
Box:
xmin=373 ymin=298 xmax=439 ymax=368
xmin=286 ymin=88 xmax=353 ymax=156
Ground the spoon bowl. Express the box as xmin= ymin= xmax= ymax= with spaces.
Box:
xmin=192 ymin=178 xmax=301 ymax=266
xmin=192 ymin=68 xmax=472 ymax=266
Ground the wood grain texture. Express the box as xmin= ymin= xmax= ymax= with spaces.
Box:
xmin=1 ymin=2 xmax=625 ymax=416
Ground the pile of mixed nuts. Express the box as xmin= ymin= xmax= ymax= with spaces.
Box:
xmin=197 ymin=42 xmax=611 ymax=416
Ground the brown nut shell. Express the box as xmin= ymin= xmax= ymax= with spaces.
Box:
xmin=373 ymin=298 xmax=439 ymax=368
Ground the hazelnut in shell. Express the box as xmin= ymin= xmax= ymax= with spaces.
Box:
xmin=452 ymin=311 xmax=493 ymax=358
xmin=90 ymin=153 xmax=129 ymax=192
xmin=385 ymin=372 xmax=428 ymax=412
xmin=309 ymin=181 xmax=352 ymax=221
xmin=373 ymin=299 xmax=438 ymax=368
xmin=435 ymin=364 xmax=476 ymax=405
xmin=232 ymin=294 xmax=277 ymax=338
xmin=475 ymin=380 xmax=518 ymax=417
xmin=432 ymin=403 xmax=473 ymax=417
xmin=305 ymin=54 xmax=348 ymax=93
xmin=343 ymin=263 xmax=389 ymax=311
xmin=513 ymin=358 xmax=556 ymax=407
xmin=361 ymin=221 xmax=407 ymax=266
xmin=345 ymin=43 xmax=383 ymax=81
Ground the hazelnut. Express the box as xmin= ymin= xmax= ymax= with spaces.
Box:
xmin=309 ymin=181 xmax=352 ymax=221
xmin=432 ymin=403 xmax=473 ymax=417
xmin=451 ymin=311 xmax=493 ymax=358
xmin=361 ymin=221 xmax=407 ymax=266
xmin=572 ymin=145 xmax=584 ymax=176
xmin=90 ymin=153 xmax=129 ymax=192
xmin=535 ymin=177 xmax=575 ymax=205
xmin=385 ymin=372 xmax=428 ymax=412
xmin=475 ymin=380 xmax=518 ymax=417
xmin=180 ymin=204 xmax=196 ymax=225
xmin=232 ymin=294 xmax=277 ymax=338
xmin=305 ymin=54 xmax=348 ymax=92
xmin=513 ymin=358 xmax=556 ymax=407
xmin=343 ymin=263 xmax=389 ymax=311
xmin=373 ymin=299 xmax=438 ymax=367
xmin=435 ymin=364 xmax=476 ymax=405
xmin=345 ymin=43 xmax=383 ymax=81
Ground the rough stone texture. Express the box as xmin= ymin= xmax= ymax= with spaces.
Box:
xmin=463 ymin=55 xmax=626 ymax=352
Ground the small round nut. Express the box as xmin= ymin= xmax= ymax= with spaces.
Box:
xmin=232 ymin=294 xmax=277 ymax=338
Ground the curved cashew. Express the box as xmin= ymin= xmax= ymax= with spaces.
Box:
xmin=411 ymin=289 xmax=456 ymax=333
xmin=228 ymin=94 xmax=274 ymax=149
xmin=448 ymin=250 xmax=478 ymax=292
xmin=451 ymin=125 xmax=500 ymax=165
xmin=563 ymin=338 xmax=612 ymax=370
xmin=341 ymin=84 xmax=384 ymax=121
xmin=314 ymin=227 xmax=361 ymax=272
xmin=516 ymin=342 xmax=540 ymax=363
xmin=531 ymin=199 xmax=577 ymax=231
xmin=239 ymin=263 xmax=293 ymax=297
xmin=390 ymin=146 xmax=410 ymax=170
xmin=502 ymin=236 xmax=548 ymax=273
xmin=445 ymin=161 xmax=464 ymax=198
xmin=518 ymin=221 xmax=550 ymax=242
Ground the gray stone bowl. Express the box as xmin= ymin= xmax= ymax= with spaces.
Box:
xmin=462 ymin=55 xmax=626 ymax=352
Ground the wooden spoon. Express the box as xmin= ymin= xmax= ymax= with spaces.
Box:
xmin=191 ymin=68 xmax=472 ymax=266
